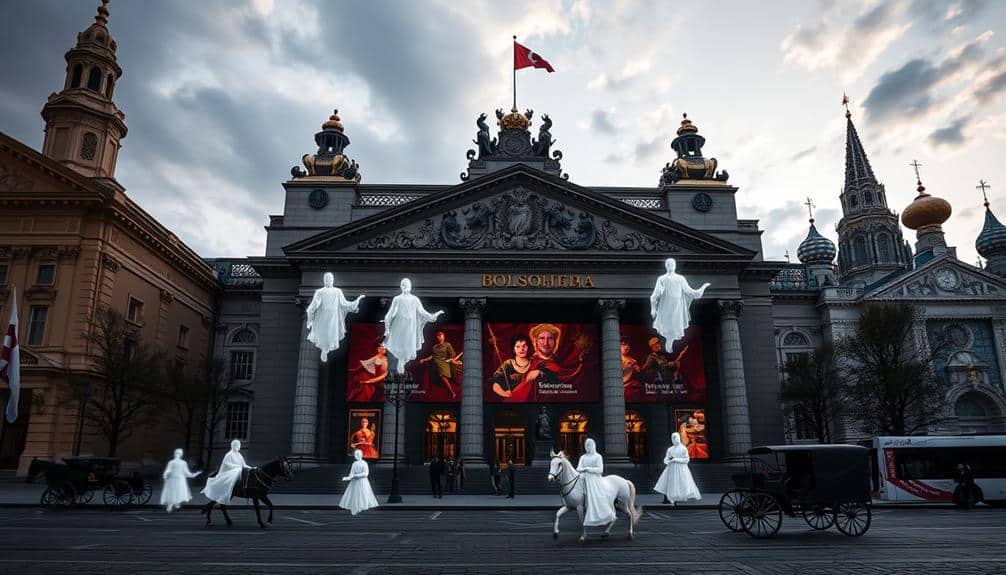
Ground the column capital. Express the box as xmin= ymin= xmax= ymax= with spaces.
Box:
xmin=718 ymin=299 xmax=743 ymax=319
xmin=101 ymin=253 xmax=120 ymax=273
xmin=596 ymin=298 xmax=625 ymax=318
xmin=458 ymin=297 xmax=486 ymax=317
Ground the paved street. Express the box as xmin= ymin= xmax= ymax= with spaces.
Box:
xmin=0 ymin=506 xmax=1003 ymax=574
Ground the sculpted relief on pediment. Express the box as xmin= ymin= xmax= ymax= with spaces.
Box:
xmin=357 ymin=187 xmax=681 ymax=253
xmin=878 ymin=265 xmax=1001 ymax=299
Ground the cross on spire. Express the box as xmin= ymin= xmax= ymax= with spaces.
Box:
xmin=804 ymin=197 xmax=816 ymax=223
xmin=978 ymin=179 xmax=991 ymax=207
xmin=842 ymin=93 xmax=851 ymax=118
xmin=784 ymin=250 xmax=790 ymax=263
xmin=909 ymin=159 xmax=924 ymax=183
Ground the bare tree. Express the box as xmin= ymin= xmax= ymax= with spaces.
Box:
xmin=164 ymin=360 xmax=204 ymax=456
xmin=83 ymin=308 xmax=165 ymax=457
xmin=199 ymin=357 xmax=245 ymax=467
xmin=780 ymin=342 xmax=845 ymax=443
xmin=838 ymin=302 xmax=946 ymax=436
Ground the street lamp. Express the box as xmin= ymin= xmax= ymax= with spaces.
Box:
xmin=72 ymin=378 xmax=91 ymax=456
xmin=385 ymin=370 xmax=412 ymax=504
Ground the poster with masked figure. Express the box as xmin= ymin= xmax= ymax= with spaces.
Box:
xmin=619 ymin=325 xmax=706 ymax=404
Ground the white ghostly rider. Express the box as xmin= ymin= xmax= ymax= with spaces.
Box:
xmin=577 ymin=438 xmax=618 ymax=526
xmin=383 ymin=278 xmax=444 ymax=374
xmin=306 ymin=272 xmax=365 ymax=362
xmin=201 ymin=439 xmax=252 ymax=505
xmin=650 ymin=257 xmax=710 ymax=351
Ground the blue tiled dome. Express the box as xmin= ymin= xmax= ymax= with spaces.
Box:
xmin=976 ymin=205 xmax=1006 ymax=258
xmin=798 ymin=221 xmax=837 ymax=264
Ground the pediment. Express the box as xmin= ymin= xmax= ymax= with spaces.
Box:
xmin=284 ymin=165 xmax=754 ymax=261
xmin=865 ymin=256 xmax=1006 ymax=301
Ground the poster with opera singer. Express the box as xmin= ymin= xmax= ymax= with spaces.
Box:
xmin=482 ymin=322 xmax=599 ymax=403
xmin=347 ymin=408 xmax=381 ymax=460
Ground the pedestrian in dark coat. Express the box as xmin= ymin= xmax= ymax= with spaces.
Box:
xmin=457 ymin=459 xmax=465 ymax=494
xmin=445 ymin=457 xmax=456 ymax=494
xmin=506 ymin=459 xmax=516 ymax=499
xmin=428 ymin=456 xmax=444 ymax=498
xmin=954 ymin=463 xmax=980 ymax=509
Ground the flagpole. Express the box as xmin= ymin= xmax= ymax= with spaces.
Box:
xmin=512 ymin=35 xmax=517 ymax=110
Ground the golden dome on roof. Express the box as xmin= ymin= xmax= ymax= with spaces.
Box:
xmin=322 ymin=109 xmax=344 ymax=132
xmin=901 ymin=180 xmax=952 ymax=230
xmin=499 ymin=108 xmax=531 ymax=131
xmin=676 ymin=113 xmax=699 ymax=135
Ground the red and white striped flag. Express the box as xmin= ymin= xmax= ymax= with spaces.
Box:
xmin=1 ymin=288 xmax=20 ymax=423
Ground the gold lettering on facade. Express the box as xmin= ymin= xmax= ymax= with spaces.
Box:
xmin=479 ymin=274 xmax=596 ymax=289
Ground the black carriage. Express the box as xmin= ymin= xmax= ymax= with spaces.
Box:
xmin=718 ymin=445 xmax=873 ymax=538
xmin=29 ymin=457 xmax=154 ymax=509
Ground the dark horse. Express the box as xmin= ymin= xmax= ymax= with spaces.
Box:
xmin=201 ymin=456 xmax=293 ymax=529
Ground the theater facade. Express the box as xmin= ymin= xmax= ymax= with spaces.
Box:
xmin=215 ymin=109 xmax=787 ymax=468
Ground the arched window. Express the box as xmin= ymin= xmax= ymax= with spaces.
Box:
xmin=864 ymin=191 xmax=873 ymax=204
xmin=850 ymin=195 xmax=859 ymax=208
xmin=955 ymin=396 xmax=987 ymax=418
xmin=230 ymin=328 xmax=256 ymax=345
xmin=86 ymin=67 xmax=102 ymax=92
xmin=70 ymin=64 xmax=83 ymax=88
xmin=104 ymin=74 xmax=114 ymax=98
xmin=853 ymin=236 xmax=868 ymax=265
xmin=79 ymin=132 xmax=97 ymax=160
xmin=425 ymin=410 xmax=457 ymax=460
xmin=877 ymin=233 xmax=892 ymax=262
xmin=783 ymin=332 xmax=810 ymax=346
xmin=559 ymin=410 xmax=588 ymax=462
xmin=625 ymin=410 xmax=647 ymax=463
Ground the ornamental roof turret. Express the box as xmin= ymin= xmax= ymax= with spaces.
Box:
xmin=460 ymin=106 xmax=565 ymax=181
xmin=291 ymin=109 xmax=361 ymax=182
xmin=901 ymin=177 xmax=951 ymax=231
xmin=976 ymin=181 xmax=1006 ymax=259
xmin=659 ymin=114 xmax=729 ymax=186
xmin=797 ymin=198 xmax=836 ymax=264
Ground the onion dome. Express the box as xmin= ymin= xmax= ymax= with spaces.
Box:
xmin=498 ymin=108 xmax=531 ymax=131
xmin=798 ymin=218 xmax=837 ymax=264
xmin=901 ymin=179 xmax=951 ymax=230
xmin=976 ymin=199 xmax=1006 ymax=258
xmin=77 ymin=0 xmax=117 ymax=54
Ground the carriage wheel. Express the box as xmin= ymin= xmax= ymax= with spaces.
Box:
xmin=78 ymin=488 xmax=96 ymax=505
xmin=718 ymin=491 xmax=746 ymax=532
xmin=41 ymin=482 xmax=76 ymax=509
xmin=801 ymin=505 xmax=836 ymax=530
xmin=133 ymin=479 xmax=153 ymax=505
xmin=103 ymin=479 xmax=133 ymax=507
xmin=739 ymin=493 xmax=783 ymax=539
xmin=834 ymin=502 xmax=871 ymax=537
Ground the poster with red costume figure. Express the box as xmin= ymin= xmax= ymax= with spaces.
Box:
xmin=347 ymin=408 xmax=381 ymax=459
xmin=675 ymin=408 xmax=710 ymax=460
xmin=619 ymin=325 xmax=706 ymax=403
xmin=346 ymin=323 xmax=463 ymax=403
xmin=483 ymin=323 xmax=599 ymax=403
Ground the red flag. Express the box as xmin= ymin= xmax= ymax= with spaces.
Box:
xmin=1 ymin=288 xmax=19 ymax=423
xmin=514 ymin=41 xmax=555 ymax=73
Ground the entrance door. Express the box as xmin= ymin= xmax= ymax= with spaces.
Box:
xmin=494 ymin=428 xmax=526 ymax=467
xmin=625 ymin=410 xmax=647 ymax=463
xmin=559 ymin=410 xmax=588 ymax=462
xmin=425 ymin=410 xmax=458 ymax=460
xmin=0 ymin=390 xmax=31 ymax=469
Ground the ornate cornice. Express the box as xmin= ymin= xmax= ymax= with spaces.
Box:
xmin=101 ymin=253 xmax=120 ymax=273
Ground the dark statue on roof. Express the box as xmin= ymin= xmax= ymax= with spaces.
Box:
xmin=659 ymin=114 xmax=728 ymax=186
xmin=462 ymin=107 xmax=566 ymax=181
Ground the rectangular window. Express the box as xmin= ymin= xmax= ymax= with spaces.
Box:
xmin=127 ymin=297 xmax=144 ymax=323
xmin=0 ymin=263 xmax=8 ymax=285
xmin=36 ymin=264 xmax=55 ymax=286
xmin=894 ymin=446 xmax=1006 ymax=480
xmin=225 ymin=402 xmax=250 ymax=441
xmin=27 ymin=306 xmax=48 ymax=346
xmin=230 ymin=351 xmax=254 ymax=381
xmin=177 ymin=325 xmax=190 ymax=349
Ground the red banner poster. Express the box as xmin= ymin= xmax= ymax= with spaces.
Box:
xmin=347 ymin=408 xmax=381 ymax=459
xmin=674 ymin=408 xmax=709 ymax=460
xmin=483 ymin=323 xmax=599 ymax=403
xmin=619 ymin=325 xmax=706 ymax=403
xmin=346 ymin=323 xmax=463 ymax=403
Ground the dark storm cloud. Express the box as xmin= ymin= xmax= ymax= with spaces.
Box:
xmin=928 ymin=115 xmax=972 ymax=146
xmin=590 ymin=109 xmax=616 ymax=134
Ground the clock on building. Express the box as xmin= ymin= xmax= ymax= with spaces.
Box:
xmin=935 ymin=268 xmax=959 ymax=291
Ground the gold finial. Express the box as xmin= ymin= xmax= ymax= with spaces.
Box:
xmin=676 ymin=113 xmax=698 ymax=135
xmin=322 ymin=109 xmax=344 ymax=132
xmin=804 ymin=196 xmax=816 ymax=224
xmin=909 ymin=159 xmax=925 ymax=193
xmin=95 ymin=0 xmax=110 ymax=26
xmin=842 ymin=93 xmax=851 ymax=119
xmin=978 ymin=179 xmax=991 ymax=208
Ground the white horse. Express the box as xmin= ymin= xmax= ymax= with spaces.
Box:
xmin=547 ymin=450 xmax=641 ymax=542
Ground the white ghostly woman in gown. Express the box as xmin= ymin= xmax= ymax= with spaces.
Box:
xmin=160 ymin=448 xmax=201 ymax=512
xmin=650 ymin=257 xmax=710 ymax=351
xmin=383 ymin=278 xmax=443 ymax=373
xmin=201 ymin=439 xmax=251 ymax=505
xmin=653 ymin=432 xmax=701 ymax=504
xmin=339 ymin=449 xmax=380 ymax=516
xmin=577 ymin=438 xmax=618 ymax=526
xmin=306 ymin=272 xmax=365 ymax=362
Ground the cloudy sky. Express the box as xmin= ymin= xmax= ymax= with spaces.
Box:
xmin=2 ymin=0 xmax=1005 ymax=264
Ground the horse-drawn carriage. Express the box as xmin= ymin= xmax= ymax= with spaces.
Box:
xmin=718 ymin=445 xmax=873 ymax=538
xmin=28 ymin=457 xmax=154 ymax=509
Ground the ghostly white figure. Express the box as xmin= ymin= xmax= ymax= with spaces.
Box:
xmin=650 ymin=258 xmax=710 ymax=351
xmin=576 ymin=438 xmax=618 ymax=526
xmin=201 ymin=439 xmax=252 ymax=505
xmin=653 ymin=432 xmax=701 ymax=504
xmin=339 ymin=449 xmax=380 ymax=516
xmin=383 ymin=278 xmax=444 ymax=374
xmin=160 ymin=448 xmax=201 ymax=512
xmin=306 ymin=272 xmax=365 ymax=362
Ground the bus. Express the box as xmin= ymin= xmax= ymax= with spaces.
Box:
xmin=874 ymin=436 xmax=1006 ymax=506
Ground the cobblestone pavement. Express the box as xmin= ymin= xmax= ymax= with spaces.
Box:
xmin=0 ymin=506 xmax=1003 ymax=574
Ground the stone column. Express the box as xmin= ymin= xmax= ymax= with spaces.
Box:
xmin=459 ymin=298 xmax=486 ymax=466
xmin=719 ymin=300 xmax=752 ymax=456
xmin=291 ymin=308 xmax=320 ymax=460
xmin=598 ymin=299 xmax=630 ymax=463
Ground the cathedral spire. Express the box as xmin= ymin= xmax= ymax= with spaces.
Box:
xmin=976 ymin=180 xmax=1006 ymax=277
xmin=843 ymin=97 xmax=878 ymax=195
